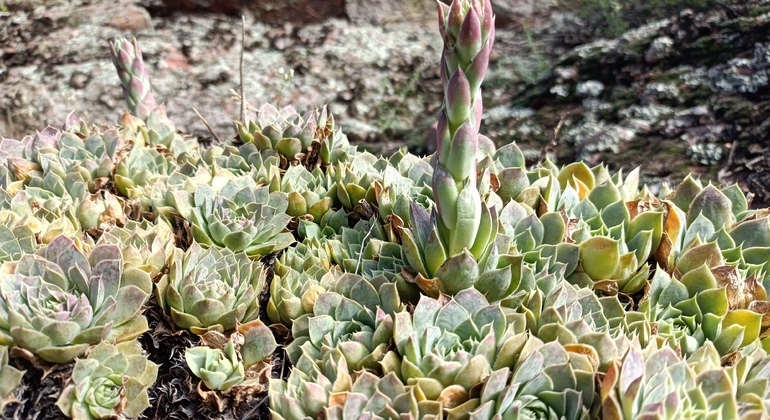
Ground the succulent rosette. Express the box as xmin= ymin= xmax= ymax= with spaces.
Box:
xmin=380 ymin=288 xmax=512 ymax=409
xmin=0 ymin=210 xmax=37 ymax=264
xmin=667 ymin=177 xmax=770 ymax=290
xmin=267 ymin=238 xmax=335 ymax=326
xmin=280 ymin=164 xmax=334 ymax=220
xmin=0 ymin=136 xmax=27 ymax=197
xmin=642 ymin=263 xmax=764 ymax=356
xmin=324 ymin=371 xmax=443 ymax=420
xmin=297 ymin=207 xmax=349 ymax=240
xmin=269 ymin=347 xmax=352 ymax=420
xmin=460 ymin=338 xmax=600 ymax=420
xmin=286 ymin=273 xmax=402 ymax=372
xmin=199 ymin=142 xmax=282 ymax=191
xmin=236 ymin=103 xmax=316 ymax=162
xmin=236 ymin=104 xmax=355 ymax=167
xmin=198 ymin=143 xmax=250 ymax=174
xmin=314 ymin=106 xmax=358 ymax=166
xmin=186 ymin=338 xmax=245 ymax=392
xmin=0 ymin=235 xmax=151 ymax=363
xmin=96 ymin=219 xmax=176 ymax=284
xmin=156 ymin=243 xmax=267 ymax=334
xmin=186 ymin=320 xmax=276 ymax=391
xmin=75 ymin=192 xmax=127 ymax=231
xmin=56 ymin=340 xmax=158 ymax=420
xmin=505 ymin=164 xmax=666 ymax=295
xmin=518 ymin=279 xmax=648 ymax=372
xmin=326 ymin=152 xmax=381 ymax=212
xmin=328 ymin=219 xmax=405 ymax=281
xmin=25 ymin=149 xmax=111 ymax=201
xmin=125 ymin=110 xmax=200 ymax=159
xmin=373 ymin=159 xmax=434 ymax=225
xmin=114 ymin=146 xmax=178 ymax=200
xmin=602 ymin=341 xmax=770 ymax=419
xmin=492 ymin=142 xmax=527 ymax=203
xmin=4 ymin=189 xmax=82 ymax=244
xmin=2 ymin=120 xmax=121 ymax=183
xmin=173 ymin=179 xmax=294 ymax=257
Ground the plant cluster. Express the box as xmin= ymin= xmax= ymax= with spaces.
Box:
xmin=0 ymin=1 xmax=768 ymax=419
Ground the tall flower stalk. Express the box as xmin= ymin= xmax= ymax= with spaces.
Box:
xmin=399 ymin=0 xmax=498 ymax=295
xmin=434 ymin=0 xmax=496 ymax=256
xmin=109 ymin=38 xmax=158 ymax=118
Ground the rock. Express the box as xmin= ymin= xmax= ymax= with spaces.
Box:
xmin=491 ymin=0 xmax=554 ymax=25
xmin=493 ymin=0 xmax=770 ymax=203
xmin=645 ymin=36 xmax=674 ymax=63
xmin=154 ymin=0 xmax=346 ymax=23
xmin=345 ymin=0 xmax=435 ymax=26
xmin=2 ymin=0 xmax=770 ymax=204
xmin=575 ymin=80 xmax=604 ymax=98
xmin=108 ymin=4 xmax=152 ymax=30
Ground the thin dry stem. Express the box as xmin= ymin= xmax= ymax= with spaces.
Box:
xmin=193 ymin=107 xmax=222 ymax=144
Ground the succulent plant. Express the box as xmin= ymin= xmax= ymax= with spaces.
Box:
xmin=123 ymin=110 xmax=199 ymax=159
xmin=114 ymin=146 xmax=178 ymax=200
xmin=397 ymin=0 xmax=499 ymax=294
xmin=492 ymin=142 xmax=527 ymax=202
xmin=3 ymin=2 xmax=770 ymax=418
xmin=323 ymin=371 xmax=443 ymax=420
xmin=199 ymin=142 xmax=282 ymax=191
xmin=374 ymin=159 xmax=434 ymax=223
xmin=96 ymin=219 xmax=175 ymax=284
xmin=2 ymin=121 xmax=121 ymax=181
xmin=237 ymin=104 xmax=354 ymax=167
xmin=280 ymin=164 xmax=333 ymax=220
xmin=518 ymin=279 xmax=648 ymax=372
xmin=186 ymin=320 xmax=276 ymax=391
xmin=21 ymin=147 xmax=115 ymax=205
xmin=459 ymin=338 xmax=600 ymax=420
xmin=326 ymin=152 xmax=381 ymax=212
xmin=315 ymin=106 xmax=357 ymax=166
xmin=328 ymin=219 xmax=405 ymax=281
xmin=173 ymin=180 xmax=294 ymax=257
xmin=187 ymin=338 xmax=245 ymax=392
xmin=602 ymin=341 xmax=770 ymax=419
xmin=75 ymin=192 xmax=127 ymax=231
xmin=297 ymin=207 xmax=349 ymax=240
xmin=286 ymin=273 xmax=402 ymax=372
xmin=0 ymin=345 xmax=24 ymax=410
xmin=109 ymin=37 xmax=158 ymax=118
xmin=156 ymin=243 xmax=267 ymax=334
xmin=380 ymin=288 xmax=511 ymax=409
xmin=0 ymin=235 xmax=151 ymax=363
xmin=269 ymin=347 xmax=351 ymax=420
xmin=236 ymin=103 xmax=317 ymax=162
xmin=267 ymin=238 xmax=335 ymax=326
xmin=0 ymin=137 xmax=27 ymax=197
xmin=56 ymin=340 xmax=158 ymax=420
xmin=665 ymin=178 xmax=770 ymax=291
xmin=0 ymin=209 xmax=38 ymax=264
xmin=641 ymin=264 xmax=764 ymax=356
xmin=198 ymin=144 xmax=250 ymax=175
xmin=4 ymin=189 xmax=82 ymax=245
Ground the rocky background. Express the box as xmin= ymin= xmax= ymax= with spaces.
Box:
xmin=1 ymin=0 xmax=769 ymax=203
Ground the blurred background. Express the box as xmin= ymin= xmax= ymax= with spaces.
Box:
xmin=1 ymin=0 xmax=769 ymax=202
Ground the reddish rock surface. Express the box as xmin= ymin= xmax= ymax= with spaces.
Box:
xmin=153 ymin=0 xmax=346 ymax=23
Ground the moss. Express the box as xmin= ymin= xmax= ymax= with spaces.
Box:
xmin=678 ymin=84 xmax=715 ymax=105
xmin=748 ymin=5 xmax=770 ymax=17
xmin=713 ymin=96 xmax=762 ymax=125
